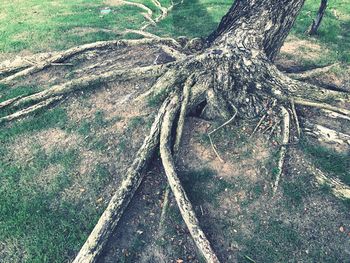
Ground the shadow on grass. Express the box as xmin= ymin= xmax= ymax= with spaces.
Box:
xmin=152 ymin=0 xmax=228 ymax=38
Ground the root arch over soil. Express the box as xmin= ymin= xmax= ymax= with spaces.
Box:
xmin=1 ymin=1 xmax=350 ymax=262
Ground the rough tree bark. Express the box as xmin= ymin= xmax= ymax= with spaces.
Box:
xmin=1 ymin=0 xmax=349 ymax=262
xmin=308 ymin=0 xmax=328 ymax=35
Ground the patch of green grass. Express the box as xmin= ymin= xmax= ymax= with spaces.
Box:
xmin=150 ymin=0 xmax=230 ymax=38
xmin=0 ymin=105 xmax=116 ymax=262
xmin=282 ymin=175 xmax=313 ymax=206
xmin=0 ymin=107 xmax=68 ymax=142
xmin=300 ymin=138 xmax=350 ymax=185
xmin=0 ymin=0 xmax=146 ymax=54
xmin=0 ymin=144 xmax=98 ymax=263
xmin=238 ymin=220 xmax=302 ymax=263
xmin=128 ymin=116 xmax=144 ymax=130
xmin=0 ymin=84 xmax=41 ymax=104
xmin=292 ymin=0 xmax=350 ymax=63
xmin=264 ymin=147 xmax=281 ymax=181
xmin=75 ymin=111 xmax=114 ymax=151
xmin=181 ymin=168 xmax=235 ymax=205
xmin=147 ymin=89 xmax=169 ymax=107
xmin=92 ymin=163 xmax=112 ymax=187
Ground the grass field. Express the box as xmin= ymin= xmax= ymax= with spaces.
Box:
xmin=1 ymin=0 xmax=349 ymax=62
xmin=0 ymin=0 xmax=349 ymax=262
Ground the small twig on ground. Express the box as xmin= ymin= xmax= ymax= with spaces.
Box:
xmin=250 ymin=114 xmax=266 ymax=137
xmin=208 ymin=103 xmax=238 ymax=163
xmin=290 ymin=99 xmax=301 ymax=138
xmin=50 ymin=62 xmax=74 ymax=66
xmin=158 ymin=185 xmax=171 ymax=231
xmin=244 ymin=255 xmax=257 ymax=263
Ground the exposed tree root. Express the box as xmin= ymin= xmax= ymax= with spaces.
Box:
xmin=159 ymin=94 xmax=220 ymax=263
xmin=0 ymin=65 xmax=168 ymax=123
xmin=159 ymin=76 xmax=194 ymax=234
xmin=151 ymin=0 xmax=168 ymax=22
xmin=321 ymin=109 xmax=350 ymax=121
xmin=158 ymin=185 xmax=171 ymax=231
xmin=287 ymin=63 xmax=339 ymax=81
xmin=272 ymin=106 xmax=290 ymax=195
xmin=136 ymin=67 xmax=183 ymax=102
xmin=72 ymin=95 xmax=173 ymax=263
xmin=123 ymin=29 xmax=163 ymax=39
xmin=304 ymin=123 xmax=350 ymax=146
xmin=0 ymin=52 xmax=54 ymax=76
xmin=294 ymin=99 xmax=350 ymax=117
xmin=0 ymin=38 xmax=182 ymax=84
xmin=304 ymin=158 xmax=350 ymax=200
xmin=141 ymin=0 xmax=184 ymax=30
xmin=0 ymin=96 xmax=62 ymax=124
xmin=174 ymin=76 xmax=193 ymax=152
xmin=120 ymin=0 xmax=156 ymax=26
xmin=286 ymin=63 xmax=349 ymax=93
xmin=0 ymin=96 xmax=24 ymax=109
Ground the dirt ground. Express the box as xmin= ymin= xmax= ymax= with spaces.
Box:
xmin=1 ymin=39 xmax=350 ymax=263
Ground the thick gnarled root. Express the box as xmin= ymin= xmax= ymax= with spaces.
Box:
xmin=73 ymin=69 xmax=209 ymax=262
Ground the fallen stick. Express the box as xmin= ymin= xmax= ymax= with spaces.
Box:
xmin=208 ymin=103 xmax=238 ymax=163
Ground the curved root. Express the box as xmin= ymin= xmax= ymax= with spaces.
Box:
xmin=72 ymin=94 xmax=174 ymax=263
xmin=208 ymin=103 xmax=238 ymax=163
xmin=120 ymin=0 xmax=156 ymax=26
xmin=159 ymin=94 xmax=220 ymax=263
xmin=174 ymin=75 xmax=193 ymax=152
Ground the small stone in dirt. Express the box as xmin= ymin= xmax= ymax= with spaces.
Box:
xmin=339 ymin=226 xmax=345 ymax=232
xmin=100 ymin=7 xmax=111 ymax=15
xmin=176 ymin=259 xmax=184 ymax=263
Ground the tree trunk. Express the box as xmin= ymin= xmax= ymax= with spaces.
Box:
xmin=308 ymin=0 xmax=328 ymax=35
xmin=208 ymin=0 xmax=305 ymax=61
xmin=203 ymin=0 xmax=307 ymax=119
